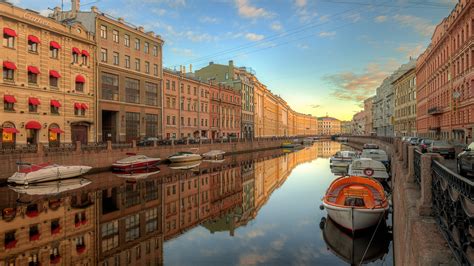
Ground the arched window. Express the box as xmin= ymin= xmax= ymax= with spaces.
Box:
xmin=2 ymin=121 xmax=18 ymax=148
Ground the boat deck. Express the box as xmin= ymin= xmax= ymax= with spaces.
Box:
xmin=326 ymin=183 xmax=384 ymax=208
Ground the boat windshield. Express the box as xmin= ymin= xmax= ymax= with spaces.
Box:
xmin=344 ymin=197 xmax=365 ymax=207
xmin=173 ymin=152 xmax=193 ymax=156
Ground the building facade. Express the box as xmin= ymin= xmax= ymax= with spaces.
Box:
xmin=364 ymin=96 xmax=375 ymax=135
xmin=393 ymin=60 xmax=417 ymax=137
xmin=0 ymin=1 xmax=96 ymax=147
xmin=317 ymin=116 xmax=341 ymax=135
xmin=416 ymin=0 xmax=474 ymax=143
xmin=351 ymin=111 xmax=366 ymax=135
xmin=163 ymin=69 xmax=210 ymax=140
xmin=209 ymin=83 xmax=241 ymax=139
xmin=52 ymin=1 xmax=164 ymax=143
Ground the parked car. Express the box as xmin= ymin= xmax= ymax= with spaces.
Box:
xmin=363 ymin=143 xmax=379 ymax=149
xmin=137 ymin=137 xmax=160 ymax=146
xmin=418 ymin=139 xmax=433 ymax=153
xmin=427 ymin=141 xmax=455 ymax=158
xmin=457 ymin=142 xmax=474 ymax=176
xmin=409 ymin=137 xmax=419 ymax=145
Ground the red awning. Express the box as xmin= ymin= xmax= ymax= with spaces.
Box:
xmin=81 ymin=50 xmax=90 ymax=57
xmin=29 ymin=97 xmax=40 ymax=105
xmin=25 ymin=121 xmax=41 ymax=130
xmin=28 ymin=35 xmax=40 ymax=44
xmin=3 ymin=28 xmax=17 ymax=37
xmin=75 ymin=75 xmax=85 ymax=83
xmin=27 ymin=66 xmax=40 ymax=74
xmin=49 ymin=70 xmax=61 ymax=78
xmin=4 ymin=95 xmax=16 ymax=103
xmin=3 ymin=128 xmax=19 ymax=134
xmin=74 ymin=103 xmax=82 ymax=109
xmin=81 ymin=103 xmax=88 ymax=110
xmin=72 ymin=47 xmax=81 ymax=54
xmin=3 ymin=61 xmax=17 ymax=70
xmin=50 ymin=41 xmax=61 ymax=49
xmin=49 ymin=128 xmax=64 ymax=134
xmin=50 ymin=100 xmax=61 ymax=107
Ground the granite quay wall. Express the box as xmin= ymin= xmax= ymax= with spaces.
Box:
xmin=348 ymin=136 xmax=463 ymax=265
xmin=0 ymin=137 xmax=302 ymax=180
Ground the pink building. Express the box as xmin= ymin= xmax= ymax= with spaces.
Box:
xmin=209 ymin=83 xmax=241 ymax=139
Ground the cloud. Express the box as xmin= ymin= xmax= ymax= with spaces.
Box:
xmin=270 ymin=22 xmax=283 ymax=31
xmin=344 ymin=12 xmax=361 ymax=23
xmin=245 ymin=33 xmax=265 ymax=41
xmin=309 ymin=104 xmax=320 ymax=108
xmin=297 ymin=43 xmax=309 ymax=50
xmin=393 ymin=14 xmax=436 ymax=36
xmin=171 ymin=47 xmax=195 ymax=57
xmin=235 ymin=0 xmax=274 ymax=19
xmin=38 ymin=9 xmax=52 ymax=17
xmin=125 ymin=0 xmax=186 ymax=7
xmin=324 ymin=59 xmax=400 ymax=102
xmin=396 ymin=43 xmax=426 ymax=58
xmin=319 ymin=15 xmax=329 ymax=22
xmin=152 ymin=8 xmax=167 ymax=16
xmin=199 ymin=16 xmax=219 ymax=24
xmin=319 ymin=31 xmax=336 ymax=38
xmin=294 ymin=0 xmax=307 ymax=7
xmin=375 ymin=15 xmax=387 ymax=23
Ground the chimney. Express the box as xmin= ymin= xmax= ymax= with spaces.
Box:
xmin=138 ymin=26 xmax=144 ymax=32
xmin=72 ymin=0 xmax=80 ymax=14
xmin=209 ymin=61 xmax=214 ymax=65
xmin=147 ymin=31 xmax=155 ymax=37
xmin=182 ymin=65 xmax=186 ymax=73
xmin=117 ymin=17 xmax=125 ymax=23
xmin=189 ymin=64 xmax=193 ymax=73
xmin=229 ymin=60 xmax=234 ymax=67
xmin=91 ymin=6 xmax=99 ymax=13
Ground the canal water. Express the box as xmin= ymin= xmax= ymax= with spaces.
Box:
xmin=0 ymin=141 xmax=393 ymax=265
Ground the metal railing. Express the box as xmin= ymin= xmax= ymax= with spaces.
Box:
xmin=414 ymin=149 xmax=421 ymax=185
xmin=82 ymin=142 xmax=108 ymax=152
xmin=0 ymin=144 xmax=37 ymax=154
xmin=431 ymin=160 xmax=474 ymax=265
xmin=112 ymin=142 xmax=133 ymax=149
xmin=44 ymin=143 xmax=76 ymax=153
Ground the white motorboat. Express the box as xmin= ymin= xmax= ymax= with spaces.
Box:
xmin=330 ymin=151 xmax=358 ymax=168
xmin=168 ymin=151 xmax=202 ymax=163
xmin=322 ymin=176 xmax=389 ymax=231
xmin=114 ymin=168 xmax=161 ymax=180
xmin=169 ymin=161 xmax=202 ymax=170
xmin=360 ymin=149 xmax=390 ymax=168
xmin=202 ymin=150 xmax=225 ymax=162
xmin=8 ymin=163 xmax=92 ymax=185
xmin=348 ymin=158 xmax=389 ymax=180
xmin=9 ymin=178 xmax=92 ymax=195
xmin=303 ymin=138 xmax=313 ymax=145
xmin=112 ymin=153 xmax=161 ymax=171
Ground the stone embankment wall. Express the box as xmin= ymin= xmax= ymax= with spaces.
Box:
xmin=348 ymin=137 xmax=456 ymax=266
xmin=0 ymin=139 xmax=289 ymax=179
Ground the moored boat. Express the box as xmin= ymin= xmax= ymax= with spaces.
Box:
xmin=112 ymin=153 xmax=161 ymax=171
xmin=202 ymin=150 xmax=225 ymax=162
xmin=348 ymin=158 xmax=389 ymax=180
xmin=322 ymin=176 xmax=389 ymax=231
xmin=114 ymin=167 xmax=161 ymax=180
xmin=168 ymin=151 xmax=202 ymax=163
xmin=8 ymin=163 xmax=92 ymax=185
xmin=9 ymin=178 xmax=92 ymax=195
xmin=360 ymin=149 xmax=390 ymax=169
xmin=169 ymin=161 xmax=202 ymax=170
xmin=330 ymin=151 xmax=358 ymax=168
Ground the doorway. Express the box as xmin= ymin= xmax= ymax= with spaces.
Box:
xmin=71 ymin=124 xmax=88 ymax=145
xmin=102 ymin=110 xmax=118 ymax=142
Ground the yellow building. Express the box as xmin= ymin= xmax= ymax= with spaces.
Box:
xmin=0 ymin=1 xmax=96 ymax=146
xmin=317 ymin=116 xmax=341 ymax=135
xmin=393 ymin=61 xmax=416 ymax=137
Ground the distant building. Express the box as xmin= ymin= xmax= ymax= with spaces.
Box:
xmin=364 ymin=96 xmax=375 ymax=135
xmin=341 ymin=121 xmax=352 ymax=135
xmin=317 ymin=116 xmax=341 ymax=135
xmin=393 ymin=60 xmax=416 ymax=137
xmin=209 ymin=83 xmax=241 ymax=139
xmin=351 ymin=111 xmax=366 ymax=135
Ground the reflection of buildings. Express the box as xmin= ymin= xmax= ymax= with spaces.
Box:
xmin=315 ymin=141 xmax=342 ymax=158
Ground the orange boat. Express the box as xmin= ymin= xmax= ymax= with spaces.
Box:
xmin=322 ymin=176 xmax=389 ymax=231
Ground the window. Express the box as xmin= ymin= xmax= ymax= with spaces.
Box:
xmin=153 ymin=45 xmax=158 ymax=56
xmin=3 ymin=28 xmax=15 ymax=48
xmin=101 ymin=48 xmax=107 ymax=63
xmin=125 ymin=78 xmax=140 ymax=103
xmin=124 ymin=34 xmax=130 ymax=47
xmin=145 ymin=61 xmax=150 ymax=74
xmin=4 ymin=95 xmax=15 ymax=111
xmin=28 ymin=98 xmax=39 ymax=113
xmin=153 ymin=64 xmax=158 ymax=76
xmin=172 ymin=116 xmax=176 ymax=125
xmin=166 ymin=115 xmax=170 ymax=125
xmin=126 ymin=112 xmax=140 ymax=141
xmin=101 ymin=221 xmax=119 ymax=252
xmin=101 ymin=73 xmax=119 ymax=101
xmin=181 ymin=117 xmax=184 ymax=126
xmin=144 ymin=42 xmax=149 ymax=53
xmin=75 ymin=75 xmax=85 ymax=92
xmin=50 ymin=101 xmax=60 ymax=114
xmin=145 ymin=114 xmax=158 ymax=137
xmin=50 ymin=47 xmax=58 ymax=59
xmin=125 ymin=214 xmax=140 ymax=242
xmin=187 ymin=85 xmax=191 ymax=94
xmin=50 ymin=76 xmax=58 ymax=88
xmin=136 ymin=246 xmax=141 ymax=260
xmin=166 ymin=80 xmax=170 ymax=90
xmin=135 ymin=38 xmax=140 ymax=50
xmin=28 ymin=37 xmax=38 ymax=53
xmin=100 ymin=25 xmax=107 ymax=39
xmin=82 ymin=51 xmax=89 ymax=65
xmin=112 ymin=30 xmax=119 ymax=43
xmin=113 ymin=52 xmax=119 ymax=65
xmin=73 ymin=49 xmax=80 ymax=64
xmin=145 ymin=82 xmax=158 ymax=105
xmin=125 ymin=55 xmax=130 ymax=68
xmin=172 ymin=81 xmax=176 ymax=91
xmin=28 ymin=68 xmax=38 ymax=85
xmin=135 ymin=58 xmax=140 ymax=71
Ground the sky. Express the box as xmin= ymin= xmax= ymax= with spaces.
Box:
xmin=12 ymin=0 xmax=458 ymax=120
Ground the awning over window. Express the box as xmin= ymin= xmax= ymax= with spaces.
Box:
xmin=50 ymin=41 xmax=61 ymax=49
xmin=28 ymin=35 xmax=40 ymax=44
xmin=25 ymin=121 xmax=41 ymax=130
xmin=3 ymin=95 xmax=16 ymax=103
xmin=50 ymin=100 xmax=61 ymax=108
xmin=2 ymin=128 xmax=19 ymax=134
xmin=3 ymin=61 xmax=17 ymax=70
xmin=75 ymin=75 xmax=85 ymax=83
xmin=28 ymin=97 xmax=40 ymax=105
xmin=49 ymin=70 xmax=61 ymax=78
xmin=74 ymin=103 xmax=82 ymax=109
xmin=3 ymin=27 xmax=17 ymax=37
xmin=27 ymin=66 xmax=40 ymax=74
xmin=81 ymin=50 xmax=90 ymax=57
xmin=72 ymin=47 xmax=81 ymax=54
xmin=49 ymin=128 xmax=64 ymax=134
xmin=81 ymin=103 xmax=88 ymax=110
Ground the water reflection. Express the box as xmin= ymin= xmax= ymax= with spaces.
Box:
xmin=0 ymin=141 xmax=392 ymax=265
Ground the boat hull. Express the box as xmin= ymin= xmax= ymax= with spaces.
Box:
xmin=168 ymin=155 xmax=202 ymax=163
xmin=323 ymin=203 xmax=388 ymax=231
xmin=111 ymin=160 xmax=160 ymax=171
xmin=9 ymin=178 xmax=92 ymax=195
xmin=8 ymin=165 xmax=92 ymax=185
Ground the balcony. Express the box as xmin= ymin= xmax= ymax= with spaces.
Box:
xmin=428 ymin=106 xmax=443 ymax=115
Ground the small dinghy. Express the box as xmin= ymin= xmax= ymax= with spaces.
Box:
xmin=9 ymin=178 xmax=91 ymax=195
xmin=330 ymin=151 xmax=358 ymax=168
xmin=112 ymin=153 xmax=161 ymax=171
xmin=348 ymin=158 xmax=389 ymax=181
xmin=202 ymin=150 xmax=225 ymax=163
xmin=8 ymin=162 xmax=92 ymax=185
xmin=322 ymin=176 xmax=389 ymax=231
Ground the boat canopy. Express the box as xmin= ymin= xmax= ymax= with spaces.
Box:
xmin=349 ymin=158 xmax=389 ymax=179
xmin=360 ymin=149 xmax=388 ymax=161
